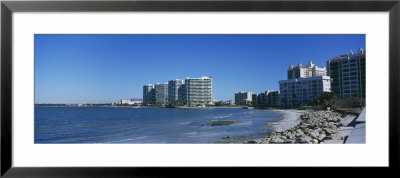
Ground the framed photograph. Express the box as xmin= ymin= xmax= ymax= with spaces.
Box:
xmin=1 ymin=0 xmax=399 ymax=177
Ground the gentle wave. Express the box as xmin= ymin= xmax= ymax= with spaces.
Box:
xmin=183 ymin=132 xmax=197 ymax=135
xmin=179 ymin=121 xmax=191 ymax=125
xmin=213 ymin=114 xmax=232 ymax=119
xmin=101 ymin=136 xmax=148 ymax=143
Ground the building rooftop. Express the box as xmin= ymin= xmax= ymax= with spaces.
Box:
xmin=185 ymin=76 xmax=212 ymax=80
xmin=289 ymin=60 xmax=326 ymax=69
xmin=279 ymin=76 xmax=331 ymax=83
xmin=329 ymin=48 xmax=366 ymax=61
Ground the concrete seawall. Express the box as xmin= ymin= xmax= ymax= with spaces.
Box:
xmin=345 ymin=109 xmax=366 ymax=144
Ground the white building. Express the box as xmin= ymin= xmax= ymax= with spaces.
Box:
xmin=184 ymin=76 xmax=212 ymax=107
xmin=287 ymin=60 xmax=327 ymax=80
xmin=279 ymin=76 xmax=331 ymax=107
xmin=121 ymin=98 xmax=143 ymax=105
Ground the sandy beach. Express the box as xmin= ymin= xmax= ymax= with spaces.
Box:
xmin=268 ymin=110 xmax=306 ymax=132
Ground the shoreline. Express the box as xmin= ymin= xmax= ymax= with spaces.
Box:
xmin=268 ymin=109 xmax=305 ymax=132
xmin=214 ymin=109 xmax=361 ymax=144
xmin=35 ymin=105 xmax=243 ymax=109
xmin=213 ymin=109 xmax=304 ymax=143
xmin=242 ymin=109 xmax=360 ymax=144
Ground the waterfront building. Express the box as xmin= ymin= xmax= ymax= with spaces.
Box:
xmin=287 ymin=60 xmax=327 ymax=80
xmin=327 ymin=48 xmax=366 ymax=99
xmin=155 ymin=83 xmax=169 ymax=106
xmin=234 ymin=91 xmax=252 ymax=106
xmin=121 ymin=99 xmax=131 ymax=104
xmin=266 ymin=91 xmax=280 ymax=107
xmin=121 ymin=98 xmax=143 ymax=105
xmin=256 ymin=92 xmax=268 ymax=107
xmin=184 ymin=76 xmax=212 ymax=107
xmin=143 ymin=84 xmax=155 ymax=105
xmin=168 ymin=79 xmax=184 ymax=105
xmin=251 ymin=94 xmax=258 ymax=106
xmin=279 ymin=76 xmax=331 ymax=107
xmin=255 ymin=91 xmax=279 ymax=108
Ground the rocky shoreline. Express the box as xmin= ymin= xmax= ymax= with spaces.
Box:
xmin=244 ymin=110 xmax=358 ymax=144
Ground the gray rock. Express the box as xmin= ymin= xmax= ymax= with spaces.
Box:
xmin=312 ymin=139 xmax=319 ymax=144
xmin=286 ymin=134 xmax=295 ymax=140
xmin=299 ymin=136 xmax=312 ymax=143
xmin=318 ymin=133 xmax=326 ymax=141
xmin=247 ymin=140 xmax=258 ymax=144
xmin=310 ymin=130 xmax=320 ymax=139
xmin=270 ymin=136 xmax=284 ymax=143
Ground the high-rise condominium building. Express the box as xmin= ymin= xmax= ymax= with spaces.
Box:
xmin=327 ymin=48 xmax=366 ymax=99
xmin=287 ymin=60 xmax=327 ymax=80
xmin=168 ymin=79 xmax=184 ymax=104
xmin=279 ymin=76 xmax=331 ymax=107
xmin=184 ymin=76 xmax=212 ymax=107
xmin=255 ymin=90 xmax=280 ymax=108
xmin=234 ymin=92 xmax=252 ymax=106
xmin=143 ymin=84 xmax=155 ymax=105
xmin=155 ymin=83 xmax=168 ymax=106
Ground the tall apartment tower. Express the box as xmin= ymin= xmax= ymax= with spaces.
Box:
xmin=143 ymin=84 xmax=155 ymax=106
xmin=155 ymin=83 xmax=169 ymax=106
xmin=327 ymin=48 xmax=366 ymax=99
xmin=168 ymin=79 xmax=184 ymax=104
xmin=287 ymin=60 xmax=327 ymax=79
xmin=234 ymin=92 xmax=252 ymax=106
xmin=184 ymin=76 xmax=212 ymax=107
xmin=279 ymin=76 xmax=331 ymax=107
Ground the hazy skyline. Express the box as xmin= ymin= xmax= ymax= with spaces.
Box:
xmin=35 ymin=34 xmax=365 ymax=104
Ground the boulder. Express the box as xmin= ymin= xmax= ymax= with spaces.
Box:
xmin=312 ymin=139 xmax=319 ymax=144
xmin=309 ymin=130 xmax=320 ymax=139
xmin=270 ymin=136 xmax=284 ymax=143
xmin=299 ymin=136 xmax=312 ymax=143
xmin=318 ymin=133 xmax=326 ymax=141
xmin=286 ymin=134 xmax=295 ymax=140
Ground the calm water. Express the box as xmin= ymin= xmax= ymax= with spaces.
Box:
xmin=35 ymin=107 xmax=283 ymax=143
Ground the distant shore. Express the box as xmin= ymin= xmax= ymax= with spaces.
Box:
xmin=35 ymin=104 xmax=243 ymax=109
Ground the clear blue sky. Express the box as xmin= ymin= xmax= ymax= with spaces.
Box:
xmin=35 ymin=34 xmax=365 ymax=104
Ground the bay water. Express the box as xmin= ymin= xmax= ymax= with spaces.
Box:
xmin=35 ymin=107 xmax=283 ymax=143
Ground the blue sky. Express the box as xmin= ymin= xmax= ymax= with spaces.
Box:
xmin=35 ymin=34 xmax=365 ymax=104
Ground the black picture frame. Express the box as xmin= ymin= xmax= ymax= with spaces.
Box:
xmin=1 ymin=0 xmax=399 ymax=177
